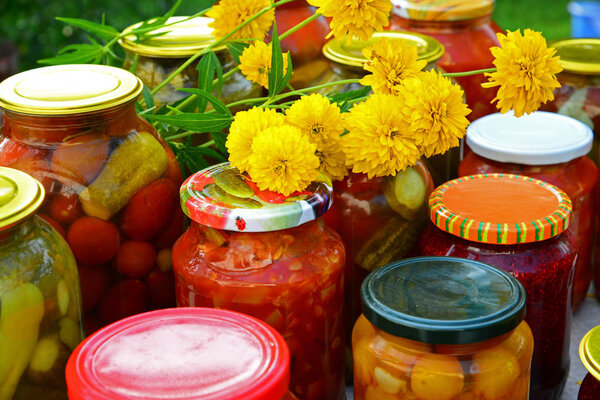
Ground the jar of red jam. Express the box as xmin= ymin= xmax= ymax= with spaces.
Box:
xmin=389 ymin=0 xmax=503 ymax=121
xmin=539 ymin=39 xmax=600 ymax=163
xmin=459 ymin=111 xmax=596 ymax=310
xmin=578 ymin=325 xmax=600 ymax=399
xmin=419 ymin=173 xmax=576 ymax=400
xmin=120 ymin=17 xmax=261 ymax=107
xmin=353 ymin=257 xmax=534 ymax=400
xmin=0 ymin=65 xmax=183 ymax=333
xmin=66 ymin=307 xmax=294 ymax=399
xmin=172 ymin=163 xmax=345 ymax=400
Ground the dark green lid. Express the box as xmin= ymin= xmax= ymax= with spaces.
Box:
xmin=361 ymin=256 xmax=526 ymax=345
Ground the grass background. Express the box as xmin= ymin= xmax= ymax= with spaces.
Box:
xmin=0 ymin=0 xmax=573 ymax=71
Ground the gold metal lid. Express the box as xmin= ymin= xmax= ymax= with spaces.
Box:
xmin=119 ymin=16 xmax=225 ymax=58
xmin=0 ymin=64 xmax=143 ymax=115
xmin=322 ymin=31 xmax=444 ymax=68
xmin=552 ymin=39 xmax=600 ymax=75
xmin=580 ymin=325 xmax=600 ymax=381
xmin=392 ymin=0 xmax=494 ymax=21
xmin=0 ymin=167 xmax=44 ymax=230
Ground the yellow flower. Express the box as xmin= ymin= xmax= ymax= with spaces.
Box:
xmin=248 ymin=125 xmax=319 ymax=195
xmin=316 ymin=139 xmax=348 ymax=181
xmin=399 ymin=70 xmax=471 ymax=157
xmin=207 ymin=0 xmax=274 ymax=40
xmin=308 ymin=0 xmax=392 ymax=41
xmin=239 ymin=41 xmax=289 ymax=89
xmin=226 ymin=107 xmax=286 ymax=173
xmin=344 ymin=94 xmax=420 ymax=178
xmin=360 ymin=37 xmax=427 ymax=95
xmin=482 ymin=29 xmax=562 ymax=117
xmin=286 ymin=94 xmax=344 ymax=146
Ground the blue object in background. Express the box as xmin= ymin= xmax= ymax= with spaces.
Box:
xmin=569 ymin=1 xmax=600 ymax=37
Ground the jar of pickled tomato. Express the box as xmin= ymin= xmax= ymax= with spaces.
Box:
xmin=120 ymin=17 xmax=261 ymax=107
xmin=419 ymin=173 xmax=576 ymax=400
xmin=172 ymin=163 xmax=345 ymax=400
xmin=0 ymin=167 xmax=84 ymax=400
xmin=459 ymin=111 xmax=596 ymax=310
xmin=66 ymin=307 xmax=295 ymax=400
xmin=353 ymin=256 xmax=534 ymax=400
xmin=390 ymin=0 xmax=503 ymax=121
xmin=539 ymin=39 xmax=600 ymax=163
xmin=0 ymin=65 xmax=183 ymax=333
xmin=578 ymin=325 xmax=600 ymax=400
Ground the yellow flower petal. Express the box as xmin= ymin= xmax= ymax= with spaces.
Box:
xmin=207 ymin=0 xmax=274 ymax=40
xmin=239 ymin=41 xmax=289 ymax=89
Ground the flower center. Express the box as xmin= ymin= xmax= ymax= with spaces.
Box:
xmin=274 ymin=161 xmax=288 ymax=175
xmin=311 ymin=124 xmax=324 ymax=136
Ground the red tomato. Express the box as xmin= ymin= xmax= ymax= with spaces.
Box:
xmin=51 ymin=134 xmax=110 ymax=186
xmin=67 ymin=217 xmax=120 ymax=266
xmin=114 ymin=241 xmax=157 ymax=279
xmin=153 ymin=209 xmax=185 ymax=250
xmin=38 ymin=213 xmax=66 ymax=238
xmin=98 ymin=279 xmax=149 ymax=325
xmin=77 ymin=264 xmax=110 ymax=312
xmin=48 ymin=193 xmax=83 ymax=225
xmin=119 ymin=179 xmax=178 ymax=241
xmin=146 ymin=268 xmax=176 ymax=308
xmin=0 ymin=140 xmax=54 ymax=192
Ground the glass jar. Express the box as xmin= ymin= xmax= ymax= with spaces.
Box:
xmin=120 ymin=17 xmax=261 ymax=107
xmin=390 ymin=0 xmax=503 ymax=121
xmin=419 ymin=173 xmax=576 ymax=400
xmin=579 ymin=325 xmax=600 ymax=400
xmin=539 ymin=39 xmax=600 ymax=163
xmin=353 ymin=257 xmax=534 ymax=400
xmin=172 ymin=163 xmax=345 ymax=400
xmin=0 ymin=65 xmax=183 ymax=333
xmin=66 ymin=307 xmax=294 ymax=399
xmin=459 ymin=111 xmax=597 ymax=310
xmin=0 ymin=167 xmax=84 ymax=400
xmin=323 ymin=161 xmax=434 ymax=380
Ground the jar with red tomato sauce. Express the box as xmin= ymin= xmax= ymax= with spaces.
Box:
xmin=389 ymin=0 xmax=503 ymax=121
xmin=419 ymin=174 xmax=576 ymax=400
xmin=459 ymin=111 xmax=596 ymax=310
xmin=172 ymin=163 xmax=345 ymax=400
xmin=66 ymin=308 xmax=295 ymax=400
xmin=353 ymin=257 xmax=534 ymax=400
xmin=578 ymin=325 xmax=600 ymax=400
xmin=0 ymin=65 xmax=183 ymax=333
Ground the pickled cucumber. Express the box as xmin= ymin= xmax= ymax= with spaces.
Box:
xmin=213 ymin=168 xmax=254 ymax=198
xmin=383 ymin=167 xmax=427 ymax=221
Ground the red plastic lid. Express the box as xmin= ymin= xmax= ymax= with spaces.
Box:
xmin=66 ymin=308 xmax=290 ymax=400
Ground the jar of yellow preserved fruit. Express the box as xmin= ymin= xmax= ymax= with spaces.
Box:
xmin=353 ymin=257 xmax=533 ymax=400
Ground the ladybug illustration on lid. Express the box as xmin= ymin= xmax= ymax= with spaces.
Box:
xmin=235 ymin=216 xmax=246 ymax=231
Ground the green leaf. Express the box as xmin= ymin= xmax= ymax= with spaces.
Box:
xmin=278 ymin=52 xmax=293 ymax=94
xmin=38 ymin=43 xmax=103 ymax=65
xmin=211 ymin=131 xmax=229 ymax=156
xmin=195 ymin=52 xmax=216 ymax=112
xmin=145 ymin=113 xmax=233 ymax=133
xmin=187 ymin=145 xmax=227 ymax=162
xmin=180 ymin=88 xmax=232 ymax=117
xmin=268 ymin=21 xmax=285 ymax=97
xmin=211 ymin=51 xmax=223 ymax=96
xmin=142 ymin=85 xmax=155 ymax=110
xmin=56 ymin=17 xmax=119 ymax=40
xmin=227 ymin=42 xmax=250 ymax=64
xmin=329 ymin=86 xmax=371 ymax=112
xmin=129 ymin=53 xmax=139 ymax=73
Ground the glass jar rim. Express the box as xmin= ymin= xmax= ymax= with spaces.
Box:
xmin=0 ymin=167 xmax=44 ymax=231
xmin=580 ymin=325 xmax=600 ymax=382
xmin=552 ymin=38 xmax=600 ymax=75
xmin=391 ymin=0 xmax=495 ymax=21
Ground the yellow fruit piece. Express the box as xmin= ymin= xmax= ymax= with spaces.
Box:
xmin=509 ymin=374 xmax=530 ymax=399
xmin=0 ymin=283 xmax=44 ymax=339
xmin=58 ymin=317 xmax=83 ymax=351
xmin=56 ymin=279 xmax=70 ymax=317
xmin=353 ymin=339 xmax=376 ymax=386
xmin=472 ymin=347 xmax=521 ymax=399
xmin=79 ymin=132 xmax=168 ymax=220
xmin=374 ymin=367 xmax=407 ymax=394
xmin=410 ymin=354 xmax=464 ymax=400
xmin=28 ymin=334 xmax=60 ymax=373
xmin=500 ymin=321 xmax=534 ymax=372
xmin=383 ymin=166 xmax=427 ymax=221
xmin=157 ymin=249 xmax=173 ymax=273
xmin=365 ymin=385 xmax=400 ymax=400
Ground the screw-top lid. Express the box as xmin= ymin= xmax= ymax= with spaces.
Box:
xmin=466 ymin=111 xmax=593 ymax=165
xmin=322 ymin=31 xmax=444 ymax=68
xmin=66 ymin=308 xmax=290 ymax=400
xmin=119 ymin=17 xmax=225 ymax=58
xmin=392 ymin=0 xmax=495 ymax=21
xmin=361 ymin=257 xmax=527 ymax=344
xmin=551 ymin=38 xmax=600 ymax=75
xmin=0 ymin=64 xmax=142 ymax=115
xmin=580 ymin=325 xmax=600 ymax=382
xmin=0 ymin=167 xmax=44 ymax=231
xmin=429 ymin=174 xmax=572 ymax=245
xmin=180 ymin=163 xmax=332 ymax=232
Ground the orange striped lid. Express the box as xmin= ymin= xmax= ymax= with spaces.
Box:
xmin=429 ymin=174 xmax=572 ymax=245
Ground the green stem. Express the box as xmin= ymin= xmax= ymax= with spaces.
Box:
xmin=443 ymin=68 xmax=496 ymax=78
xmin=165 ymin=130 xmax=207 ymax=141
xmin=279 ymin=12 xmax=320 ymax=40
xmin=200 ymin=140 xmax=215 ymax=147
xmin=173 ymin=67 xmax=240 ymax=113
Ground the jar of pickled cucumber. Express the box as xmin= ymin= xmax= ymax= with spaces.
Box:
xmin=66 ymin=308 xmax=296 ymax=399
xmin=0 ymin=166 xmax=84 ymax=400
xmin=172 ymin=163 xmax=345 ymax=400
xmin=353 ymin=257 xmax=533 ymax=400
xmin=390 ymin=0 xmax=503 ymax=121
xmin=419 ymin=173 xmax=576 ymax=400
xmin=120 ymin=16 xmax=261 ymax=107
xmin=0 ymin=65 xmax=184 ymax=333
xmin=578 ymin=325 xmax=600 ymax=400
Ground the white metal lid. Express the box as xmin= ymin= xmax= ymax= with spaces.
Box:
xmin=466 ymin=111 xmax=593 ymax=165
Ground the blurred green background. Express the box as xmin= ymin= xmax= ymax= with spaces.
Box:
xmin=0 ymin=0 xmax=572 ymax=71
